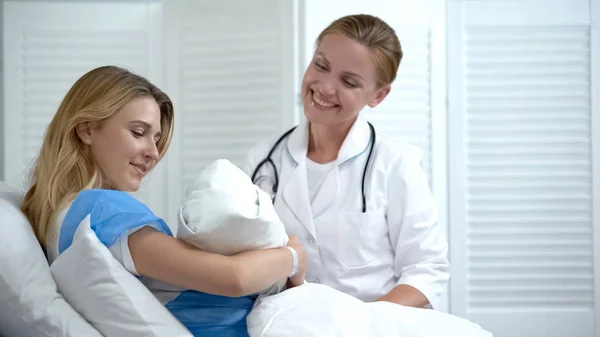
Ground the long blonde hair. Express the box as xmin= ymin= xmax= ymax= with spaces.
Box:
xmin=317 ymin=14 xmax=403 ymax=88
xmin=21 ymin=66 xmax=174 ymax=248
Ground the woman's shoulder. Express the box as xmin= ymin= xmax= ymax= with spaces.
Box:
xmin=247 ymin=125 xmax=300 ymax=160
xmin=65 ymin=188 xmax=157 ymax=226
xmin=74 ymin=188 xmax=147 ymax=207
xmin=243 ymin=137 xmax=282 ymax=176
xmin=247 ymin=138 xmax=276 ymax=158
xmin=375 ymin=134 xmax=424 ymax=166
xmin=56 ymin=188 xmax=171 ymax=255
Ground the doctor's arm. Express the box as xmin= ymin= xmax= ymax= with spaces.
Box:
xmin=128 ymin=227 xmax=307 ymax=297
xmin=377 ymin=151 xmax=450 ymax=308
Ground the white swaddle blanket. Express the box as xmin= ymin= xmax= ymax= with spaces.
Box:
xmin=177 ymin=159 xmax=289 ymax=294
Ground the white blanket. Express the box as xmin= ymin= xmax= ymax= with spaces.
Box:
xmin=177 ymin=159 xmax=289 ymax=295
xmin=247 ymin=283 xmax=493 ymax=337
xmin=177 ymin=159 xmax=288 ymax=255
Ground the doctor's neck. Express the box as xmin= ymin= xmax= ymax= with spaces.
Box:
xmin=307 ymin=119 xmax=354 ymax=164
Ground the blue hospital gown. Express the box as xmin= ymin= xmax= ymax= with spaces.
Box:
xmin=55 ymin=189 xmax=255 ymax=337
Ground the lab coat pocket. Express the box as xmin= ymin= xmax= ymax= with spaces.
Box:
xmin=337 ymin=207 xmax=387 ymax=269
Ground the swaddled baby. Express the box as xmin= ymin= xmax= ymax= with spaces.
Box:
xmin=177 ymin=159 xmax=290 ymax=295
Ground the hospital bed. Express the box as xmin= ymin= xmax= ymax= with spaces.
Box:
xmin=0 ymin=181 xmax=492 ymax=337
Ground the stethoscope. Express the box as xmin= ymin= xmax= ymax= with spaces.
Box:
xmin=251 ymin=122 xmax=376 ymax=213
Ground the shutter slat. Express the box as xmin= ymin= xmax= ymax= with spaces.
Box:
xmin=469 ymin=216 xmax=591 ymax=224
xmin=470 ymin=172 xmax=589 ymax=178
xmin=472 ymin=285 xmax=592 ymax=292
xmin=182 ymin=54 xmax=278 ymax=67
xmin=468 ymin=298 xmax=593 ymax=307
xmin=469 ymin=240 xmax=590 ymax=247
xmin=470 ymin=250 xmax=592 ymax=261
xmin=471 ymin=274 xmax=592 ymax=281
xmin=468 ymin=161 xmax=590 ymax=167
xmin=469 ymin=194 xmax=590 ymax=201
xmin=470 ymin=262 xmax=592 ymax=269
xmin=468 ymin=67 xmax=589 ymax=76
xmin=469 ymin=124 xmax=588 ymax=132
xmin=469 ymin=148 xmax=589 ymax=155
xmin=182 ymin=78 xmax=279 ymax=89
xmin=468 ymin=137 xmax=588 ymax=144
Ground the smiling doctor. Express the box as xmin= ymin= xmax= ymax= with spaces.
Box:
xmin=244 ymin=14 xmax=449 ymax=309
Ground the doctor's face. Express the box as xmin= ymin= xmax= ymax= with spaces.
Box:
xmin=80 ymin=97 xmax=162 ymax=192
xmin=301 ymin=33 xmax=390 ymax=127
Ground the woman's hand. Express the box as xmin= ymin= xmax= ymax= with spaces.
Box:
xmin=286 ymin=235 xmax=307 ymax=287
xmin=376 ymin=284 xmax=430 ymax=308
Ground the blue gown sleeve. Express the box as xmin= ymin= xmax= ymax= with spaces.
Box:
xmin=58 ymin=189 xmax=172 ymax=254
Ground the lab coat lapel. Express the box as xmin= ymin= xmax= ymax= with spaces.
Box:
xmin=309 ymin=116 xmax=369 ymax=218
xmin=281 ymin=121 xmax=316 ymax=237
xmin=337 ymin=115 xmax=371 ymax=166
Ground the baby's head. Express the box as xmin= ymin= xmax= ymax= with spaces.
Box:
xmin=177 ymin=159 xmax=289 ymax=256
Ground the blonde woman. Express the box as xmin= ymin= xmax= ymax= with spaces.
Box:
xmin=246 ymin=14 xmax=450 ymax=309
xmin=21 ymin=66 xmax=307 ymax=337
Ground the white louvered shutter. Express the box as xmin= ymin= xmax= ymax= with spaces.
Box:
xmin=3 ymin=2 xmax=163 ymax=212
xmin=163 ymin=0 xmax=295 ymax=226
xmin=448 ymin=1 xmax=596 ymax=336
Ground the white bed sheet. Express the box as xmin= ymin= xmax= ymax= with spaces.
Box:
xmin=247 ymin=283 xmax=493 ymax=337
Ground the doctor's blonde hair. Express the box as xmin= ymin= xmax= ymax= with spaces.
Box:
xmin=21 ymin=66 xmax=174 ymax=248
xmin=317 ymin=14 xmax=403 ymax=88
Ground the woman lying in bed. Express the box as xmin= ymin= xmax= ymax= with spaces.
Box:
xmin=20 ymin=65 xmax=307 ymax=337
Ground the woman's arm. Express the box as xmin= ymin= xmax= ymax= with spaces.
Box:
xmin=129 ymin=227 xmax=307 ymax=297
xmin=385 ymin=148 xmax=450 ymax=308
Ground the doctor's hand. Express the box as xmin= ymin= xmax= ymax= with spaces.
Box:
xmin=286 ymin=235 xmax=307 ymax=287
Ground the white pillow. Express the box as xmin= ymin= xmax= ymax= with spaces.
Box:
xmin=50 ymin=214 xmax=193 ymax=337
xmin=0 ymin=182 xmax=103 ymax=337
xmin=177 ymin=159 xmax=288 ymax=255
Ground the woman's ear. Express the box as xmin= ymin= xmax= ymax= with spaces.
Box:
xmin=76 ymin=122 xmax=93 ymax=145
xmin=368 ymin=85 xmax=391 ymax=108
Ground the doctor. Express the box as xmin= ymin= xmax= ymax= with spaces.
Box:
xmin=245 ymin=14 xmax=449 ymax=309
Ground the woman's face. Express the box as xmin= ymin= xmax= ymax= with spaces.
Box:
xmin=79 ymin=97 xmax=162 ymax=192
xmin=301 ymin=33 xmax=390 ymax=128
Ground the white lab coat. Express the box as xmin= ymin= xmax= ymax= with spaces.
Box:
xmin=244 ymin=116 xmax=450 ymax=307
